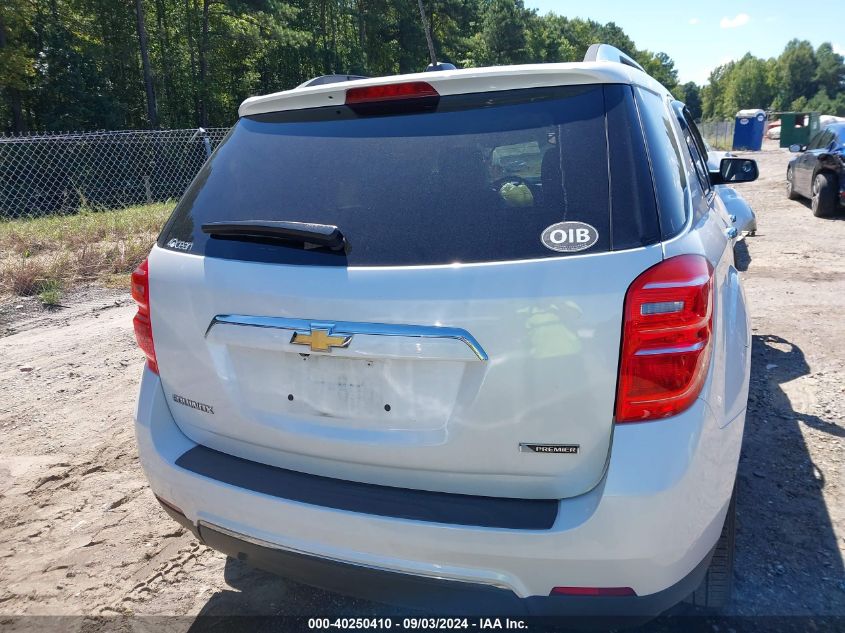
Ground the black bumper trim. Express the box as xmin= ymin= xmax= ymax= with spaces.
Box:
xmin=197 ymin=522 xmax=713 ymax=620
xmin=155 ymin=495 xmax=201 ymax=540
xmin=175 ymin=444 xmax=558 ymax=530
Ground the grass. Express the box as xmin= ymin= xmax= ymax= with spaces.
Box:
xmin=0 ymin=202 xmax=173 ymax=304
xmin=705 ymin=139 xmax=733 ymax=151
xmin=37 ymin=278 xmax=63 ymax=307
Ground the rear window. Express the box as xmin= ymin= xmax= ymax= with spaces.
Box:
xmin=635 ymin=88 xmax=689 ymax=239
xmin=160 ymin=84 xmax=660 ymax=266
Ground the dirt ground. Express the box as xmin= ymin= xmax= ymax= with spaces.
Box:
xmin=0 ymin=141 xmax=843 ymax=629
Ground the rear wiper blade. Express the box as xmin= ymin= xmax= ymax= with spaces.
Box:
xmin=201 ymin=220 xmax=346 ymax=251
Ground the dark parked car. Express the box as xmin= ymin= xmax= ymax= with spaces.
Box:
xmin=786 ymin=123 xmax=845 ymax=217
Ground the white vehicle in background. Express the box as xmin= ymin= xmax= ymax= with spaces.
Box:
xmin=705 ymin=144 xmax=758 ymax=237
xmin=132 ymin=44 xmax=756 ymax=621
xmin=820 ymin=114 xmax=845 ymax=129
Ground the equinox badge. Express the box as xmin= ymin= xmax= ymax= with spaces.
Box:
xmin=290 ymin=325 xmax=352 ymax=353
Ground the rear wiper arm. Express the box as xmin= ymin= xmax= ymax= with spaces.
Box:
xmin=202 ymin=220 xmax=346 ymax=251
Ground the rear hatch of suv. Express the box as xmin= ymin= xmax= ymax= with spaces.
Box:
xmin=149 ymin=78 xmax=663 ymax=499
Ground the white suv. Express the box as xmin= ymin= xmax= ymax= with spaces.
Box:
xmin=132 ymin=44 xmax=756 ymax=620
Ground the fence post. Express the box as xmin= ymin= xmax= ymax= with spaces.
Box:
xmin=199 ymin=127 xmax=212 ymax=160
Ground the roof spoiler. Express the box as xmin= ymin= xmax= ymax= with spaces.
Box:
xmin=583 ymin=43 xmax=645 ymax=73
xmin=297 ymin=74 xmax=369 ymax=89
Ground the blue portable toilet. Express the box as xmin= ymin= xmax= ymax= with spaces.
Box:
xmin=732 ymin=109 xmax=767 ymax=151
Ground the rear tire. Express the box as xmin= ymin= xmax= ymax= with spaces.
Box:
xmin=786 ymin=166 xmax=800 ymax=200
xmin=686 ymin=487 xmax=736 ymax=610
xmin=811 ymin=172 xmax=838 ymax=218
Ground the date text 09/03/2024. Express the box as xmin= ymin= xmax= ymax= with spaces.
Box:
xmin=307 ymin=618 xmax=529 ymax=629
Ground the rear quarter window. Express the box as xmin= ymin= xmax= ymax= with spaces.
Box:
xmin=160 ymin=84 xmax=660 ymax=266
xmin=635 ymin=88 xmax=689 ymax=239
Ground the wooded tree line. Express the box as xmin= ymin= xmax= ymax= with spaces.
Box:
xmin=0 ymin=0 xmax=682 ymax=132
xmin=4 ymin=0 xmax=841 ymax=133
xmin=691 ymin=39 xmax=845 ymax=121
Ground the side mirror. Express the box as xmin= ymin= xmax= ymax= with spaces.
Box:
xmin=710 ymin=157 xmax=759 ymax=186
xmin=788 ymin=144 xmax=804 ymax=153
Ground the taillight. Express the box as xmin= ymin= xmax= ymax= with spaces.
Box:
xmin=131 ymin=258 xmax=158 ymax=374
xmin=615 ymin=255 xmax=713 ymax=423
xmin=345 ymin=82 xmax=439 ymax=115
xmin=345 ymin=81 xmax=439 ymax=104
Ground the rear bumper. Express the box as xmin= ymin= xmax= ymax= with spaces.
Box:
xmin=135 ymin=365 xmax=744 ymax=616
xmin=191 ymin=519 xmax=711 ymax=620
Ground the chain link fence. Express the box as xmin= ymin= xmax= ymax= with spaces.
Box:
xmin=698 ymin=120 xmax=734 ymax=151
xmin=0 ymin=128 xmax=230 ymax=221
xmin=0 ymin=121 xmax=746 ymax=222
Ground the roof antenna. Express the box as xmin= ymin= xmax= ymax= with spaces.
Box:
xmin=417 ymin=0 xmax=456 ymax=72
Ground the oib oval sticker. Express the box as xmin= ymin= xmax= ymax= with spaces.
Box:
xmin=541 ymin=221 xmax=599 ymax=253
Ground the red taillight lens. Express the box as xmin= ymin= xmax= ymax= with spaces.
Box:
xmin=131 ymin=258 xmax=158 ymax=374
xmin=615 ymin=255 xmax=714 ymax=423
xmin=550 ymin=586 xmax=636 ymax=597
xmin=345 ymin=81 xmax=439 ymax=104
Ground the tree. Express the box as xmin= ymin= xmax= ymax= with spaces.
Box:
xmin=397 ymin=0 xmax=428 ymax=73
xmin=135 ymin=0 xmax=159 ymax=127
xmin=698 ymin=39 xmax=845 ymax=120
xmin=723 ymin=54 xmax=772 ymax=113
xmin=33 ymin=4 xmax=845 ymax=131
xmin=29 ymin=0 xmax=130 ymax=130
xmin=678 ymin=82 xmax=702 ymax=120
xmin=814 ymin=42 xmax=845 ymax=97
xmin=640 ymin=51 xmax=678 ymax=93
xmin=0 ymin=0 xmax=35 ymax=133
xmin=430 ymin=0 xmax=484 ymax=69
xmin=701 ymin=62 xmax=734 ymax=120
xmin=184 ymin=0 xmax=200 ymax=125
xmin=476 ymin=0 xmax=531 ymax=65
xmin=774 ymin=39 xmax=817 ymax=110
xmin=593 ymin=21 xmax=636 ymax=59
xmin=5 ymin=0 xmax=696 ymax=131
xmin=198 ymin=0 xmax=210 ymax=127
xmin=522 ymin=13 xmax=576 ymax=63
xmin=805 ymin=88 xmax=845 ymax=116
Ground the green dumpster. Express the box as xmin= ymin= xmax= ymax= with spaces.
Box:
xmin=779 ymin=112 xmax=820 ymax=148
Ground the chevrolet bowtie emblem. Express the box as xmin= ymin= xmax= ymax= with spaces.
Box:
xmin=290 ymin=326 xmax=352 ymax=353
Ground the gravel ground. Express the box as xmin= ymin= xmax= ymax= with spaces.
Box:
xmin=0 ymin=142 xmax=843 ymax=630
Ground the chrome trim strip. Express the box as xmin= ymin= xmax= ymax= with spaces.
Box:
xmin=206 ymin=314 xmax=489 ymax=361
xmin=642 ymin=274 xmax=710 ymax=290
xmin=634 ymin=341 xmax=706 ymax=356
xmin=197 ymin=521 xmax=510 ymax=589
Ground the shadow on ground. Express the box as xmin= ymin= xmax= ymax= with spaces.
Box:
xmin=794 ymin=197 xmax=845 ymax=220
xmin=642 ymin=333 xmax=845 ymax=630
xmin=734 ymin=238 xmax=752 ymax=272
xmin=730 ymin=334 xmax=844 ymax=613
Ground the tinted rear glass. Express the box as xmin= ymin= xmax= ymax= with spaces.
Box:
xmin=160 ymin=84 xmax=659 ymax=266
xmin=635 ymin=88 xmax=688 ymax=239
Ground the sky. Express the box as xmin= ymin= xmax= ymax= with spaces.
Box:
xmin=526 ymin=0 xmax=844 ymax=85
